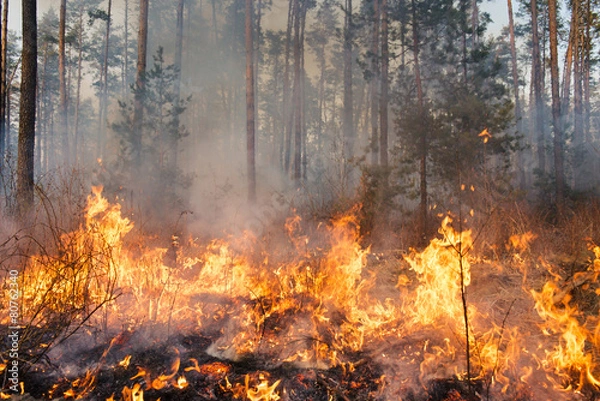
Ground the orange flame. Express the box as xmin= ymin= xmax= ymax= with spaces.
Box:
xmin=118 ymin=355 xmax=132 ymax=369
xmin=402 ymin=216 xmax=473 ymax=328
xmin=121 ymin=383 xmax=143 ymax=401
xmin=245 ymin=373 xmax=281 ymax=401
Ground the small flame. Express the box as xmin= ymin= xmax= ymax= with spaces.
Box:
xmin=245 ymin=374 xmax=281 ymax=401
xmin=63 ymin=370 xmax=96 ymax=399
xmin=507 ymin=232 xmax=537 ymax=253
xmin=118 ymin=355 xmax=132 ymax=369
xmin=478 ymin=128 xmax=492 ymax=143
xmin=175 ymin=375 xmax=188 ymax=389
xmin=121 ymin=383 xmax=143 ymax=401
xmin=151 ymin=353 xmax=181 ymax=390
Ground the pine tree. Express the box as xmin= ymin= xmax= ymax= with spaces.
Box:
xmin=17 ymin=0 xmax=37 ymax=216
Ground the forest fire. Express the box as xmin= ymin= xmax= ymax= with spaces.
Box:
xmin=1 ymin=187 xmax=600 ymax=401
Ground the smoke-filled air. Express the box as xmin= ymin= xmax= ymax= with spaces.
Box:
xmin=1 ymin=0 xmax=600 ymax=400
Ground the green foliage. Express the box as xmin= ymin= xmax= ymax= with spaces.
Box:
xmin=358 ymin=165 xmax=399 ymax=239
xmin=391 ymin=0 xmax=519 ymax=227
xmin=88 ymin=8 xmax=110 ymax=24
xmin=110 ymin=47 xmax=191 ymax=220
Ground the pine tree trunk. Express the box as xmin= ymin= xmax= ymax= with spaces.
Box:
xmin=17 ymin=0 xmax=36 ymax=217
xmin=548 ymin=0 xmax=565 ymax=217
xmin=211 ymin=0 xmax=218 ymax=44
xmin=99 ymin=0 xmax=112 ymax=161
xmin=292 ymin=0 xmax=301 ymax=184
xmin=370 ymin=0 xmax=379 ymax=166
xmin=246 ymin=0 xmax=256 ymax=201
xmin=37 ymin=47 xmax=47 ymax=173
xmin=173 ymin=0 xmax=185 ymax=171
xmin=283 ymin=0 xmax=294 ymax=173
xmin=74 ymin=5 xmax=84 ymax=165
xmin=123 ymin=0 xmax=129 ymax=94
xmin=583 ymin=0 xmax=590 ymax=142
xmin=254 ymin=0 xmax=261 ymax=135
xmin=531 ymin=0 xmax=545 ymax=174
xmin=471 ymin=0 xmax=479 ymax=44
xmin=412 ymin=0 xmax=426 ymax=242
xmin=5 ymin=62 xmax=10 ymax=153
xmin=299 ymin=0 xmax=307 ymax=181
xmin=573 ymin=0 xmax=584 ymax=190
xmin=59 ymin=0 xmax=70 ymax=166
xmin=343 ymin=0 xmax=354 ymax=187
xmin=561 ymin=6 xmax=575 ymax=110
xmin=133 ymin=0 xmax=149 ymax=168
xmin=379 ymin=0 xmax=388 ymax=167
xmin=507 ymin=0 xmax=524 ymax=187
xmin=317 ymin=42 xmax=325 ymax=153
xmin=573 ymin=1 xmax=583 ymax=146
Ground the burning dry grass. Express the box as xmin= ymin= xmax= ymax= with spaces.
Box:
xmin=1 ymin=187 xmax=600 ymax=400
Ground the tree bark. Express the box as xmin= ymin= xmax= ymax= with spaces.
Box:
xmin=299 ymin=0 xmax=307 ymax=181
xmin=211 ymin=0 xmax=218 ymax=44
xmin=316 ymin=38 xmax=325 ymax=154
xmin=583 ymin=0 xmax=590 ymax=142
xmin=254 ymin=0 xmax=261 ymax=138
xmin=342 ymin=0 xmax=354 ymax=187
xmin=133 ymin=0 xmax=149 ymax=167
xmin=59 ymin=0 xmax=70 ymax=166
xmin=123 ymin=0 xmax=129 ymax=94
xmin=5 ymin=57 xmax=12 ymax=154
xmin=37 ymin=45 xmax=47 ymax=173
xmin=246 ymin=0 xmax=256 ymax=202
xmin=98 ymin=0 xmax=112 ymax=161
xmin=548 ymin=0 xmax=565 ymax=217
xmin=370 ymin=0 xmax=379 ymax=165
xmin=379 ymin=0 xmax=388 ymax=167
xmin=507 ymin=0 xmax=524 ymax=187
xmin=17 ymin=0 xmax=37 ymax=216
xmin=573 ymin=0 xmax=583 ymax=153
xmin=283 ymin=0 xmax=293 ymax=173
xmin=572 ymin=0 xmax=585 ymax=191
xmin=292 ymin=0 xmax=301 ymax=184
xmin=74 ymin=4 xmax=84 ymax=165
xmin=173 ymin=0 xmax=185 ymax=170
xmin=531 ymin=0 xmax=545 ymax=174
xmin=412 ymin=0 xmax=426 ymax=242
xmin=561 ymin=6 xmax=575 ymax=112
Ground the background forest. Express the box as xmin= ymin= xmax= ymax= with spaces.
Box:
xmin=1 ymin=0 xmax=599 ymax=244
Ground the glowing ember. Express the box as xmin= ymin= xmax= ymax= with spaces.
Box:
xmin=185 ymin=359 xmax=231 ymax=378
xmin=175 ymin=375 xmax=188 ymax=389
